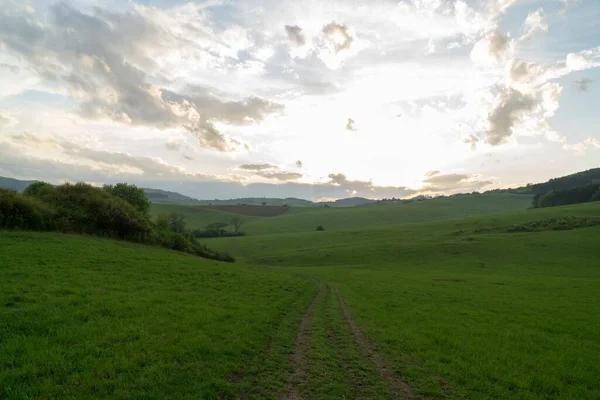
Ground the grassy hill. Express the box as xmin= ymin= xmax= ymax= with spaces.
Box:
xmin=154 ymin=192 xmax=533 ymax=235
xmin=4 ymin=175 xmax=600 ymax=399
xmin=0 ymin=232 xmax=315 ymax=399
xmin=206 ymin=201 xmax=600 ymax=398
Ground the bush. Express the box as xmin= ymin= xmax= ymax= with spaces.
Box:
xmin=2 ymin=182 xmax=236 ymax=263
xmin=316 ymin=225 xmax=325 ymax=231
xmin=103 ymin=183 xmax=151 ymax=219
xmin=35 ymin=183 xmax=152 ymax=240
xmin=23 ymin=181 xmax=55 ymax=198
xmin=0 ymin=189 xmax=55 ymax=230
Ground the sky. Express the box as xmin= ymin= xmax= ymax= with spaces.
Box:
xmin=0 ymin=0 xmax=599 ymax=200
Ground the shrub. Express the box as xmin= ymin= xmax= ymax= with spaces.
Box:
xmin=316 ymin=225 xmax=325 ymax=231
xmin=38 ymin=183 xmax=152 ymax=240
xmin=23 ymin=181 xmax=55 ymax=198
xmin=103 ymin=183 xmax=151 ymax=218
xmin=0 ymin=189 xmax=55 ymax=230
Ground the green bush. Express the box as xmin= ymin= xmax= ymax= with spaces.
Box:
xmin=103 ymin=183 xmax=151 ymax=218
xmin=0 ymin=189 xmax=55 ymax=230
xmin=4 ymin=182 xmax=235 ymax=263
xmin=316 ymin=225 xmax=325 ymax=231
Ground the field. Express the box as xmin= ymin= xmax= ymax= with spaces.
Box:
xmin=152 ymin=193 xmax=533 ymax=234
xmin=0 ymin=232 xmax=315 ymax=399
xmin=2 ymin=197 xmax=600 ymax=399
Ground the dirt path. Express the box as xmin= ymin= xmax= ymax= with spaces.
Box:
xmin=279 ymin=282 xmax=323 ymax=400
xmin=335 ymin=287 xmax=417 ymax=400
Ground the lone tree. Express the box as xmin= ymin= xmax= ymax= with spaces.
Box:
xmin=231 ymin=216 xmax=244 ymax=233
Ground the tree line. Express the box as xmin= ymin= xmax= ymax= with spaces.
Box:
xmin=532 ymin=183 xmax=600 ymax=209
xmin=0 ymin=182 xmax=234 ymax=262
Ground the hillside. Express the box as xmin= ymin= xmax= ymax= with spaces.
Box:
xmin=142 ymin=188 xmax=202 ymax=205
xmin=0 ymin=176 xmax=37 ymax=192
xmin=161 ymin=192 xmax=533 ymax=234
xmin=0 ymin=232 xmax=314 ymax=398
xmin=206 ymin=201 xmax=600 ymax=399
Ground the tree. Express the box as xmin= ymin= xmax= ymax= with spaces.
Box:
xmin=316 ymin=225 xmax=325 ymax=231
xmin=231 ymin=216 xmax=244 ymax=233
xmin=103 ymin=183 xmax=151 ymax=218
xmin=261 ymin=201 xmax=267 ymax=206
xmin=168 ymin=213 xmax=186 ymax=233
xmin=23 ymin=181 xmax=54 ymax=198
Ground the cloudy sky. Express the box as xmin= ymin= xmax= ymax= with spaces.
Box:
xmin=0 ymin=0 xmax=599 ymax=200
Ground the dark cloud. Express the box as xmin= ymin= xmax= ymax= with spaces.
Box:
xmin=346 ymin=118 xmax=356 ymax=131
xmin=0 ymin=3 xmax=283 ymax=152
xmin=574 ymin=78 xmax=592 ymax=92
xmin=486 ymin=88 xmax=535 ymax=146
xmin=322 ymin=22 xmax=354 ymax=53
xmin=296 ymin=160 xmax=303 ymax=168
xmin=285 ymin=25 xmax=306 ymax=46
xmin=326 ymin=173 xmax=415 ymax=198
xmin=422 ymin=172 xmax=492 ymax=193
xmin=239 ymin=163 xmax=277 ymax=171
xmin=256 ymin=171 xmax=303 ymax=181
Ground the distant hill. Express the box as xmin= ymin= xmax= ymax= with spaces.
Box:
xmin=318 ymin=197 xmax=376 ymax=207
xmin=0 ymin=176 xmax=38 ymax=192
xmin=2 ymin=168 xmax=599 ymax=206
xmin=143 ymin=188 xmax=202 ymax=205
xmin=525 ymin=168 xmax=600 ymax=194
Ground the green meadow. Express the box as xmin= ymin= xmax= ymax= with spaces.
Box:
xmin=2 ymin=195 xmax=600 ymax=399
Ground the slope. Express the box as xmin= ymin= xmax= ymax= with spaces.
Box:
xmin=207 ymin=201 xmax=600 ymax=399
xmin=0 ymin=232 xmax=315 ymax=399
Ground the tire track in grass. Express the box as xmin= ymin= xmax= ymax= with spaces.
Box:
xmin=335 ymin=287 xmax=418 ymax=400
xmin=279 ymin=281 xmax=323 ymax=400
xmin=323 ymin=284 xmax=389 ymax=399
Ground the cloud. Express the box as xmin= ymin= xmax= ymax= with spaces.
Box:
xmin=566 ymin=47 xmax=600 ymax=71
xmin=486 ymin=88 xmax=535 ymax=145
xmin=165 ymin=141 xmax=182 ymax=151
xmin=346 ymin=118 xmax=356 ymax=131
xmin=239 ymin=163 xmax=278 ymax=171
xmin=0 ymin=2 xmax=283 ymax=152
xmin=0 ymin=63 xmax=20 ymax=74
xmin=463 ymin=134 xmax=480 ymax=150
xmin=425 ymin=170 xmax=440 ymax=178
xmin=471 ymin=31 xmax=513 ymax=66
xmin=256 ymin=171 xmax=303 ymax=181
xmin=0 ymin=111 xmax=19 ymax=128
xmin=285 ymin=25 xmax=306 ymax=46
xmin=421 ymin=172 xmax=493 ymax=193
xmin=519 ymin=8 xmax=547 ymax=43
xmin=485 ymin=82 xmax=561 ymax=146
xmin=558 ymin=0 xmax=580 ymax=14
xmin=574 ymin=78 xmax=592 ymax=92
xmin=563 ymin=137 xmax=600 ymax=153
xmin=322 ymin=22 xmax=354 ymax=53
xmin=296 ymin=160 xmax=303 ymax=168
xmin=325 ymin=173 xmax=415 ymax=198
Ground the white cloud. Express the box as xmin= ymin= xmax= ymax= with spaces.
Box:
xmin=471 ymin=32 xmax=514 ymax=66
xmin=519 ymin=8 xmax=548 ymax=43
xmin=0 ymin=111 xmax=19 ymax=128
xmin=563 ymin=138 xmax=600 ymax=153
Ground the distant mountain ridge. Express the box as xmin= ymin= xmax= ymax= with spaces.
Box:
xmin=1 ymin=168 xmax=599 ymax=207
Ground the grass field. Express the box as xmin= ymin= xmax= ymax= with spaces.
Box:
xmin=152 ymin=192 xmax=533 ymax=235
xmin=3 ymin=199 xmax=600 ymax=399
xmin=0 ymin=232 xmax=315 ymax=399
xmin=207 ymin=202 xmax=600 ymax=399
